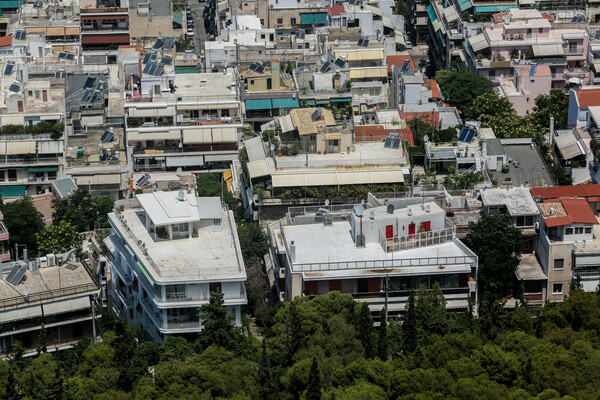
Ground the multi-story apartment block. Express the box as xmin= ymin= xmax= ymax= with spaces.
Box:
xmin=267 ymin=199 xmax=478 ymax=316
xmin=0 ymin=212 xmax=10 ymax=263
xmin=124 ymin=44 xmax=243 ymax=172
xmin=260 ymin=0 xmax=328 ymax=32
xmin=80 ymin=0 xmax=130 ymax=55
xmin=426 ymin=0 xmax=464 ymax=70
xmin=536 ymin=197 xmax=600 ymax=300
xmin=462 ymin=9 xmax=589 ymax=87
xmin=498 ymin=64 xmax=553 ymax=116
xmin=0 ymin=252 xmax=100 ymax=357
xmin=106 ymin=191 xmax=247 ymax=343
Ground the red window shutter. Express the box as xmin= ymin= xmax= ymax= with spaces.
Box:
xmin=17 ymin=101 xmax=23 ymax=112
xmin=368 ymin=278 xmax=380 ymax=293
xmin=386 ymin=225 xmax=394 ymax=239
xmin=305 ymin=281 xmax=318 ymax=295
xmin=329 ymin=280 xmax=342 ymax=292
xmin=422 ymin=221 xmax=431 ymax=232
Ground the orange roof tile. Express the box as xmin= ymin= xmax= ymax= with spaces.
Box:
xmin=354 ymin=125 xmax=414 ymax=146
xmin=543 ymin=198 xmax=598 ymax=227
xmin=574 ymin=88 xmax=600 ymax=108
xmin=0 ymin=36 xmax=13 ymax=47
xmin=387 ymin=55 xmax=416 ymax=74
xmin=428 ymin=79 xmax=442 ymax=99
xmin=531 ymin=185 xmax=600 ymax=200
xmin=330 ymin=4 xmax=345 ymax=15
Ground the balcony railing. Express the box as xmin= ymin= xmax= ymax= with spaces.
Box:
xmin=379 ymin=226 xmax=454 ymax=253
xmin=154 ymin=287 xmax=246 ymax=306
xmin=0 ymin=283 xmax=98 ymax=311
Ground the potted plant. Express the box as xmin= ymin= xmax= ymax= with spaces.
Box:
xmin=502 ymin=163 xmax=509 ymax=173
xmin=510 ymin=49 xmax=519 ymax=60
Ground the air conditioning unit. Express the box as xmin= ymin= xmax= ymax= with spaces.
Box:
xmin=47 ymin=254 xmax=56 ymax=266
xmin=39 ymin=256 xmax=48 ymax=268
xmin=279 ymin=267 xmax=286 ymax=277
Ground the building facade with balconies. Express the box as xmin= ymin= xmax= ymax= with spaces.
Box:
xmin=462 ymin=9 xmax=590 ymax=88
xmin=106 ymin=191 xmax=247 ymax=343
xmin=267 ymin=199 xmax=478 ymax=317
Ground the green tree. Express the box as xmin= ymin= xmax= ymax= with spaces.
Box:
xmin=236 ymin=221 xmax=269 ymax=265
xmin=197 ymin=291 xmax=238 ymax=351
xmin=37 ymin=324 xmax=47 ymax=354
xmin=52 ymin=189 xmax=114 ymax=232
xmin=159 ymin=335 xmax=192 ymax=362
xmin=402 ymin=290 xmax=418 ymax=353
xmin=36 ymin=220 xmax=82 ymax=255
xmin=306 ymin=357 xmax=322 ymax=400
xmin=0 ymin=196 xmax=45 ymax=255
xmin=356 ymin=302 xmax=374 ymax=358
xmin=196 ymin=172 xmax=240 ymax=215
xmin=258 ymin=338 xmax=274 ymax=400
xmin=532 ymin=89 xmax=569 ymax=130
xmin=407 ymin=116 xmax=433 ymax=146
xmin=435 ymin=70 xmax=494 ymax=118
xmin=465 ymin=214 xmax=523 ymax=301
xmin=377 ymin=308 xmax=388 ymax=361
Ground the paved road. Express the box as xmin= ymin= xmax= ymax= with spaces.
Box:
xmin=187 ymin=0 xmax=209 ymax=69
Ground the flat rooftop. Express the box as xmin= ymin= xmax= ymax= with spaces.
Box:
xmin=0 ymin=262 xmax=97 ymax=310
xmin=491 ymin=141 xmax=554 ymax=187
xmin=516 ymin=253 xmax=547 ymax=281
xmin=173 ymin=72 xmax=238 ymax=99
xmin=279 ymin=220 xmax=475 ymax=277
xmin=480 ymin=187 xmax=539 ymax=216
xmin=110 ymin=198 xmax=246 ymax=283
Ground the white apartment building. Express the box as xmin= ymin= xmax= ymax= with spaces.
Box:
xmin=106 ymin=190 xmax=247 ymax=343
xmin=268 ymin=199 xmax=478 ymax=317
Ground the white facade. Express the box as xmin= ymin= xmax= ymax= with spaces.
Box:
xmin=107 ymin=192 xmax=247 ymax=343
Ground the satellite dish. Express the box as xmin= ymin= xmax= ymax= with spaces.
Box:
xmin=361 ymin=199 xmax=365 ymax=205
xmin=387 ymin=204 xmax=395 ymax=214
xmin=325 ymin=199 xmax=330 ymax=206
xmin=176 ymin=167 xmax=182 ymax=177
xmin=354 ymin=204 xmax=364 ymax=217
xmin=270 ymin=144 xmax=275 ymax=151
xmin=23 ymin=285 xmax=30 ymax=297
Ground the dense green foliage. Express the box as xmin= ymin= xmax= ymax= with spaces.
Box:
xmin=435 ymin=70 xmax=494 ymax=119
xmin=0 ymin=196 xmax=45 ymax=256
xmin=1 ymin=122 xmax=64 ymax=140
xmin=465 ymin=214 xmax=523 ymax=301
xmin=532 ymin=90 xmax=569 ymax=130
xmin=36 ymin=220 xmax=82 ymax=255
xmin=278 ymin=184 xmax=405 ymax=200
xmin=3 ymin=290 xmax=600 ymax=399
xmin=52 ymin=189 xmax=114 ymax=232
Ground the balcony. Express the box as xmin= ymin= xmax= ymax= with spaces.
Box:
xmin=378 ymin=219 xmax=455 ymax=253
xmin=0 ymin=220 xmax=8 ymax=242
xmin=153 ymin=286 xmax=247 ymax=308
xmin=0 ymin=251 xmax=9 ymax=262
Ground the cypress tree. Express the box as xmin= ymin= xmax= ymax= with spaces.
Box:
xmin=402 ymin=290 xmax=418 ymax=353
xmin=306 ymin=357 xmax=321 ymax=400
xmin=258 ymin=338 xmax=273 ymax=400
xmin=377 ymin=308 xmax=388 ymax=361
xmin=357 ymin=302 xmax=374 ymax=358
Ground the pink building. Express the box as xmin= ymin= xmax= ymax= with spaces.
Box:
xmin=498 ymin=65 xmax=552 ymax=116
xmin=463 ymin=9 xmax=590 ymax=87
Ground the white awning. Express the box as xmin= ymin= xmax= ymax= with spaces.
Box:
xmin=1 ymin=305 xmax=43 ymax=322
xmin=204 ymin=153 xmax=238 ymax=162
xmin=165 ymin=155 xmax=205 ymax=167
xmin=532 ymin=44 xmax=564 ymax=57
xmin=127 ymin=129 xmax=182 ymax=141
xmin=6 ymin=141 xmax=36 ymax=155
xmin=247 ymin=159 xmax=270 ymax=179
xmin=211 ymin=126 xmax=239 ymax=143
xmin=75 ymin=174 xmax=121 ymax=185
xmin=40 ymin=114 xmax=63 ymax=121
xmin=443 ymin=6 xmax=458 ymax=23
xmin=43 ymin=296 xmax=92 ymax=316
xmin=279 ymin=114 xmax=295 ymax=133
xmin=127 ymin=105 xmax=175 ymax=117
xmin=182 ymin=127 xmax=213 ymax=144
xmin=1 ymin=115 xmax=25 ymax=125
xmin=38 ymin=140 xmax=64 ymax=154
xmin=469 ymin=33 xmax=489 ymax=52
xmin=272 ymin=169 xmax=405 ymax=188
xmin=588 ymin=106 xmax=600 ymax=126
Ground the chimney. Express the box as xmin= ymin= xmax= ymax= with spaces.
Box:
xmin=289 ymin=240 xmax=296 ymax=262
xmin=549 ymin=116 xmax=554 ymax=147
xmin=23 ymin=248 xmax=27 ymax=263
xmin=271 ymin=59 xmax=280 ymax=90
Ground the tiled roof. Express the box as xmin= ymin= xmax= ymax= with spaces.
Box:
xmin=428 ymin=79 xmax=442 ymax=99
xmin=330 ymin=4 xmax=345 ymax=15
xmin=531 ymin=185 xmax=600 ymax=200
xmin=0 ymin=36 xmax=13 ymax=47
xmin=541 ymin=198 xmax=598 ymax=227
xmin=354 ymin=125 xmax=414 ymax=145
xmin=574 ymin=88 xmax=600 ymax=108
xmin=386 ymin=55 xmax=416 ymax=73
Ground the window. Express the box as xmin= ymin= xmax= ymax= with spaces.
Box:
xmin=0 ymin=171 xmax=4 ymax=182
xmin=539 ymin=28 xmax=543 ymax=33
xmin=277 ymin=18 xmax=283 ymax=24
xmin=260 ymin=34 xmax=265 ymax=39
xmin=267 ymin=78 xmax=272 ymax=90
xmin=585 ymin=227 xmax=592 ymax=234
xmin=552 ymin=283 xmax=563 ymax=294
xmin=291 ymin=18 xmax=296 ymax=25
xmin=250 ymin=79 xmax=254 ymax=85
xmin=166 ymin=284 xmax=186 ymax=299
xmin=575 ymin=227 xmax=584 ymax=234
xmin=213 ymin=219 xmax=221 ymax=226
xmin=566 ymin=227 xmax=573 ymax=235
xmin=489 ymin=70 xmax=495 ymax=78
xmin=7 ymin=170 xmax=16 ymax=182
xmin=526 ymin=28 xmax=532 ymax=38
xmin=209 ymin=282 xmax=221 ymax=293
xmin=554 ymin=259 xmax=564 ymax=270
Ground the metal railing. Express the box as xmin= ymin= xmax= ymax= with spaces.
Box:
xmin=379 ymin=225 xmax=455 ymax=253
xmin=0 ymin=283 xmax=97 ymax=310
